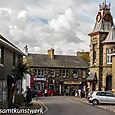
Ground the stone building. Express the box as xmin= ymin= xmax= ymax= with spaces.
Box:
xmin=0 ymin=34 xmax=25 ymax=108
xmin=112 ymin=52 xmax=115 ymax=92
xmin=88 ymin=0 xmax=115 ymax=91
xmin=29 ymin=48 xmax=89 ymax=95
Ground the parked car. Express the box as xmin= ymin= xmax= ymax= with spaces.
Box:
xmin=88 ymin=91 xmax=115 ymax=105
xmin=47 ymin=90 xmax=57 ymax=96
xmin=37 ymin=90 xmax=43 ymax=96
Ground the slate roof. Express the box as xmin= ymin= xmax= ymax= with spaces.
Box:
xmin=86 ymin=72 xmax=97 ymax=81
xmin=0 ymin=34 xmax=25 ymax=55
xmin=102 ymin=26 xmax=115 ymax=44
xmin=28 ymin=53 xmax=89 ymax=69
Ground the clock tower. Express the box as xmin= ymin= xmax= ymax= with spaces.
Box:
xmin=88 ymin=0 xmax=114 ymax=91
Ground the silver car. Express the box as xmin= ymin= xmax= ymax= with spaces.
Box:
xmin=89 ymin=91 xmax=115 ymax=105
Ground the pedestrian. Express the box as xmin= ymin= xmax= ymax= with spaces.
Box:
xmin=78 ymin=89 xmax=81 ymax=97
xmin=26 ymin=87 xmax=32 ymax=105
xmin=75 ymin=90 xmax=78 ymax=97
xmin=65 ymin=89 xmax=69 ymax=96
xmin=21 ymin=89 xmax=26 ymax=102
xmin=44 ymin=89 xmax=48 ymax=96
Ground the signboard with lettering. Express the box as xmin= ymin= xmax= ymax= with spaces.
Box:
xmin=34 ymin=77 xmax=46 ymax=81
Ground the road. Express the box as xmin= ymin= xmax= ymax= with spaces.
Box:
xmin=38 ymin=96 xmax=115 ymax=115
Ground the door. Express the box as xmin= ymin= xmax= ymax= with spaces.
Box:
xmin=106 ymin=75 xmax=112 ymax=90
xmin=105 ymin=92 xmax=115 ymax=104
xmin=96 ymin=92 xmax=106 ymax=103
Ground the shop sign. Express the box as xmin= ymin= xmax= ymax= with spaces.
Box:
xmin=34 ymin=77 xmax=46 ymax=81
xmin=64 ymin=81 xmax=81 ymax=85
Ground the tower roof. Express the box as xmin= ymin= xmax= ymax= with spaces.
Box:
xmin=102 ymin=26 xmax=115 ymax=44
xmin=91 ymin=0 xmax=114 ymax=33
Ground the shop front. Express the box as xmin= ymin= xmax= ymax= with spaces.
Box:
xmin=59 ymin=80 xmax=87 ymax=96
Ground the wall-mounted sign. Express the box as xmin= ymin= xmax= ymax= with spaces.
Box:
xmin=34 ymin=77 xmax=46 ymax=81
xmin=64 ymin=81 xmax=81 ymax=85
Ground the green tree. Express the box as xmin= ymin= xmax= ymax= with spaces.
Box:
xmin=16 ymin=61 xmax=29 ymax=80
xmin=8 ymin=60 xmax=29 ymax=108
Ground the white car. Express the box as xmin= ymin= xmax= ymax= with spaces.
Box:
xmin=88 ymin=91 xmax=115 ymax=105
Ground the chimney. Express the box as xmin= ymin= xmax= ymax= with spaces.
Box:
xmin=23 ymin=45 xmax=28 ymax=55
xmin=76 ymin=50 xmax=90 ymax=62
xmin=48 ymin=48 xmax=54 ymax=59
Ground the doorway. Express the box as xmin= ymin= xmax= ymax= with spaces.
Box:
xmin=106 ymin=75 xmax=112 ymax=90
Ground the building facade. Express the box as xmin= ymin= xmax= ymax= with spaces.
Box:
xmin=29 ymin=48 xmax=89 ymax=95
xmin=88 ymin=0 xmax=115 ymax=91
xmin=0 ymin=34 xmax=25 ymax=108
xmin=112 ymin=52 xmax=115 ymax=92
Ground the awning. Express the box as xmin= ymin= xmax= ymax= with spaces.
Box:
xmin=87 ymin=72 xmax=97 ymax=81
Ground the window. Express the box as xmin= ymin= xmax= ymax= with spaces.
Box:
xmin=38 ymin=69 xmax=44 ymax=77
xmin=48 ymin=69 xmax=55 ymax=77
xmin=106 ymin=49 xmax=114 ymax=64
xmin=33 ymin=69 xmax=37 ymax=75
xmin=82 ymin=71 xmax=86 ymax=78
xmin=105 ymin=92 xmax=113 ymax=97
xmin=13 ymin=52 xmax=16 ymax=66
xmin=66 ymin=70 xmax=69 ymax=77
xmin=0 ymin=81 xmax=7 ymax=101
xmin=0 ymin=46 xmax=4 ymax=65
xmin=93 ymin=44 xmax=96 ymax=64
xmin=96 ymin=92 xmax=106 ymax=96
xmin=0 ymin=48 xmax=1 ymax=64
xmin=18 ymin=56 xmax=20 ymax=63
xmin=59 ymin=70 xmax=68 ymax=78
xmin=73 ymin=70 xmax=78 ymax=78
xmin=0 ymin=81 xmax=2 ymax=101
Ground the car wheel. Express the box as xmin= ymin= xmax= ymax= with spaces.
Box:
xmin=93 ymin=99 xmax=99 ymax=105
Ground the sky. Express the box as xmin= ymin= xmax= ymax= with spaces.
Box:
xmin=0 ymin=0 xmax=115 ymax=55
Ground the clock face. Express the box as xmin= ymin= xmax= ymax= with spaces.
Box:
xmin=96 ymin=12 xmax=101 ymax=22
xmin=104 ymin=13 xmax=112 ymax=22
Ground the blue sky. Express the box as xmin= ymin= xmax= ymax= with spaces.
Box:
xmin=0 ymin=0 xmax=115 ymax=55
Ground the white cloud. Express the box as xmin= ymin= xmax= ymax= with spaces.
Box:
xmin=18 ymin=10 xmax=26 ymax=19
xmin=49 ymin=9 xmax=75 ymax=31
xmin=0 ymin=0 xmax=115 ymax=55
xmin=0 ymin=8 xmax=12 ymax=14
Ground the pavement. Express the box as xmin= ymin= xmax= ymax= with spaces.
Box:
xmin=0 ymin=98 xmax=45 ymax=115
xmin=20 ymin=98 xmax=46 ymax=114
xmin=72 ymin=97 xmax=115 ymax=113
